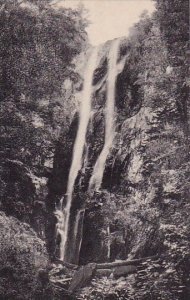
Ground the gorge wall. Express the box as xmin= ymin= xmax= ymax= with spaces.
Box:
xmin=47 ymin=32 xmax=189 ymax=266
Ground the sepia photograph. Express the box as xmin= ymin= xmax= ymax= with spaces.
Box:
xmin=0 ymin=0 xmax=189 ymax=299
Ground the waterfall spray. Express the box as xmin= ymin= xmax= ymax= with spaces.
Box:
xmin=58 ymin=47 xmax=99 ymax=261
xmin=89 ymin=39 xmax=120 ymax=191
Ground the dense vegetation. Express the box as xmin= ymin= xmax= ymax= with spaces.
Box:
xmin=0 ymin=1 xmax=88 ymax=299
xmin=0 ymin=0 xmax=88 ymax=229
xmin=0 ymin=212 xmax=50 ymax=299
xmin=0 ymin=0 xmax=189 ymax=299
xmin=0 ymin=0 xmax=87 ymax=170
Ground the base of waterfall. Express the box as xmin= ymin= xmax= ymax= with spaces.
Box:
xmin=49 ymin=255 xmax=163 ymax=298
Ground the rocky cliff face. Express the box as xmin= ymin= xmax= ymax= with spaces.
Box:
xmin=47 ymin=34 xmax=189 ymax=267
xmin=0 ymin=159 xmax=48 ymax=238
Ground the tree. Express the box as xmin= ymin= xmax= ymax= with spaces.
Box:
xmin=0 ymin=0 xmax=88 ymax=101
xmin=0 ymin=0 xmax=88 ymax=238
xmin=0 ymin=0 xmax=88 ymax=168
xmin=154 ymin=0 xmax=189 ymax=135
xmin=154 ymin=0 xmax=189 ymax=66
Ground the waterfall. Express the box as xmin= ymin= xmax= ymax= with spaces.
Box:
xmin=89 ymin=39 xmax=120 ymax=191
xmin=58 ymin=47 xmax=99 ymax=261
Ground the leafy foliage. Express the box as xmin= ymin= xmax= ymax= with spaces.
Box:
xmin=0 ymin=0 xmax=87 ymax=100
xmin=154 ymin=0 xmax=189 ymax=66
xmin=0 ymin=212 xmax=52 ymax=300
xmin=0 ymin=0 xmax=88 ymax=232
xmin=154 ymin=0 xmax=189 ymax=133
xmin=0 ymin=0 xmax=88 ymax=169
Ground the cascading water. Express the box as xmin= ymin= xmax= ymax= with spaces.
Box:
xmin=89 ymin=39 xmax=120 ymax=191
xmin=58 ymin=47 xmax=99 ymax=261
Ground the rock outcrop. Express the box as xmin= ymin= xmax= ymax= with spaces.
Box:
xmin=0 ymin=159 xmax=48 ymax=238
xmin=47 ymin=34 xmax=189 ymax=269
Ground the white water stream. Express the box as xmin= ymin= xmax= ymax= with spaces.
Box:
xmin=89 ymin=39 xmax=120 ymax=191
xmin=58 ymin=47 xmax=99 ymax=261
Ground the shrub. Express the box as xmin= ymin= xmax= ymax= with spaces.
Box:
xmin=0 ymin=212 xmax=52 ymax=299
